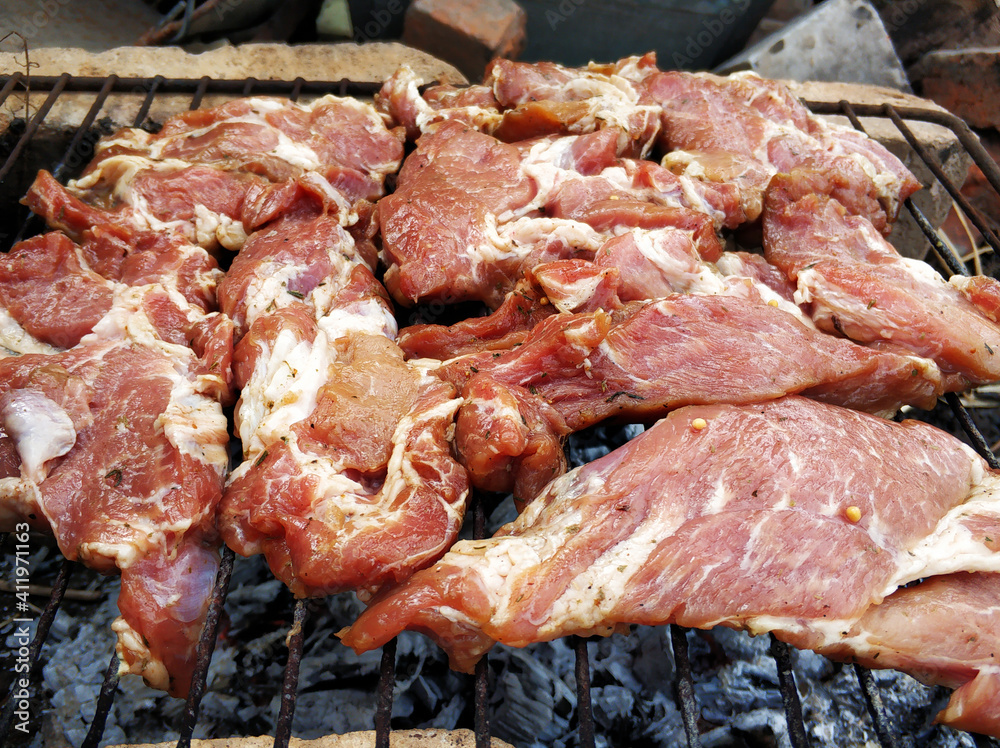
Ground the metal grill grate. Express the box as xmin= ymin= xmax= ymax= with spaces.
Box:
xmin=0 ymin=73 xmax=998 ymax=748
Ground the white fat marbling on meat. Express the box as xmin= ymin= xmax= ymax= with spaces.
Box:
xmin=155 ymin=381 xmax=229 ymax=471
xmin=193 ymin=203 xmax=247 ymax=250
xmin=70 ymin=154 xmax=190 ymax=193
xmin=500 ymin=216 xmax=606 ymax=255
xmin=539 ymin=270 xmax=611 ymax=314
xmin=238 ymin=324 xmax=331 ymax=456
xmin=0 ymin=477 xmax=43 ymax=530
xmin=633 ymin=228 xmax=728 ymax=295
xmin=318 ymin=300 xmax=398 ymax=343
xmin=466 ymin=212 xmax=528 ymax=266
xmin=111 ymin=616 xmax=170 ymax=691
xmin=898 ymin=470 xmax=1000 ymax=581
xmin=508 ymin=136 xmax=580 ymax=220
xmin=0 ymin=307 xmax=61 ymax=356
xmin=240 ymin=262 xmax=309 ymax=329
xmin=1 ymin=391 xmax=76 ymax=484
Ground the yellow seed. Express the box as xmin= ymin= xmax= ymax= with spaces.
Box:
xmin=539 ymin=296 xmax=549 ymax=305
xmin=845 ymin=506 xmax=862 ymax=523
xmin=767 ymin=299 xmax=780 ymax=307
xmin=691 ymin=417 xmax=708 ymax=431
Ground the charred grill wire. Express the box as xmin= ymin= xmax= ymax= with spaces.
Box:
xmin=0 ymin=75 xmax=998 ymax=748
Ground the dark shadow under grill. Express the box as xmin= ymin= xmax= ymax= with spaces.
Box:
xmin=0 ymin=73 xmax=998 ymax=748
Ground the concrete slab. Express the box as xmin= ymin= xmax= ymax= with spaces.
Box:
xmin=718 ymin=0 xmax=911 ymax=91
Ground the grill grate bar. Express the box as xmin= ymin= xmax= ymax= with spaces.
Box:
xmin=854 ymin=665 xmax=902 ymax=748
xmin=670 ymin=625 xmax=702 ymax=748
xmin=0 ymin=73 xmax=70 ymax=185
xmin=132 ymin=75 xmax=165 ymax=129
xmin=945 ymin=393 xmax=1000 ymax=469
xmin=81 ymin=653 xmax=122 ymax=748
xmin=906 ymin=198 xmax=969 ymax=278
xmin=0 ymin=556 xmax=73 ymax=745
xmin=274 ymin=598 xmax=309 ymax=748
xmin=190 ymin=75 xmax=211 ymax=111
xmin=471 ymin=493 xmax=492 ymax=748
xmin=49 ymin=74 xmax=119 ymax=184
xmin=177 ymin=545 xmax=237 ymax=748
xmin=574 ymin=637 xmax=596 ymax=748
xmin=0 ymin=74 xmax=385 ymax=99
xmin=883 ymin=105 xmax=1000 ymax=258
xmin=375 ymin=637 xmax=398 ymax=748
xmin=769 ymin=635 xmax=811 ymax=748
xmin=9 ymin=74 xmax=121 ymax=248
xmin=0 ymin=71 xmax=25 ymax=109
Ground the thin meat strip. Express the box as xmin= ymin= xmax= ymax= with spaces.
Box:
xmin=764 ymin=170 xmax=1000 ymax=387
xmin=0 ymin=286 xmax=231 ymax=697
xmin=339 ymin=396 xmax=1000 ymax=736
xmin=438 ymin=289 xmax=943 ymax=501
xmin=813 ymin=572 xmax=1000 ymax=737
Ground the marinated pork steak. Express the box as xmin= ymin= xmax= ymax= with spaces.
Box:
xmin=436 ymin=288 xmax=944 ymax=500
xmin=0 ymin=286 xmax=231 ymax=697
xmin=339 ymin=396 xmax=1000 ymax=736
xmin=639 ymin=70 xmax=921 ymax=228
xmin=764 ymin=170 xmax=1000 ymax=388
xmin=219 ymin=307 xmax=469 ymax=598
xmin=24 ymin=94 xmax=405 ymax=258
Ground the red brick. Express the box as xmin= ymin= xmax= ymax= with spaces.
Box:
xmin=402 ymin=0 xmax=526 ymax=81
xmin=914 ymin=48 xmax=1000 ymax=129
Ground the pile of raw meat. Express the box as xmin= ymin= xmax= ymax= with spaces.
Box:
xmin=2 ymin=53 xmax=999 ymax=737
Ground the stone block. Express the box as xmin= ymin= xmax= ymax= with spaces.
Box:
xmin=403 ymin=0 xmax=526 ymax=81
xmin=912 ymin=47 xmax=1000 ymax=129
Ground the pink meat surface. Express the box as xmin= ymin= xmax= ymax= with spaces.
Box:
xmin=0 ymin=289 xmax=230 ymax=697
xmin=219 ymin=309 xmax=469 ymax=597
xmin=339 ymin=397 xmax=1000 ymax=735
xmin=0 ymin=233 xmax=114 ymax=349
xmin=379 ymin=120 xmax=538 ymax=307
xmin=640 ymin=70 xmax=920 ymax=228
xmin=764 ymin=172 xmax=1000 ymax=386
xmin=438 ymin=291 xmax=943 ymax=498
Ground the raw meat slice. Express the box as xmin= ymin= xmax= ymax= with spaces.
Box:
xmin=379 ymin=120 xmax=538 ymax=307
xmin=376 ymin=65 xmax=502 ymax=140
xmin=0 ymin=232 xmax=114 ymax=349
xmin=486 ymin=56 xmax=662 ymax=155
xmin=26 ymin=166 xmax=254 ymax=253
xmin=764 ymin=171 xmax=1000 ymax=386
xmin=0 ymin=286 xmax=230 ymax=697
xmin=640 ymin=70 xmax=920 ymax=228
xmin=813 ymin=572 xmax=1000 ymax=737
xmin=376 ymin=56 xmax=661 ymax=155
xmin=379 ymin=123 xmax=737 ymax=308
xmin=219 ymin=308 xmax=469 ymax=597
xmin=92 ymin=95 xmax=405 ymax=199
xmin=439 ymin=290 xmax=943 ymax=498
xmin=217 ymin=174 xmax=393 ymax=341
xmin=338 ymin=397 xmax=1000 ymax=735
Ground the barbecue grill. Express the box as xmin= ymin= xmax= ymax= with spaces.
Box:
xmin=0 ymin=71 xmax=998 ymax=748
